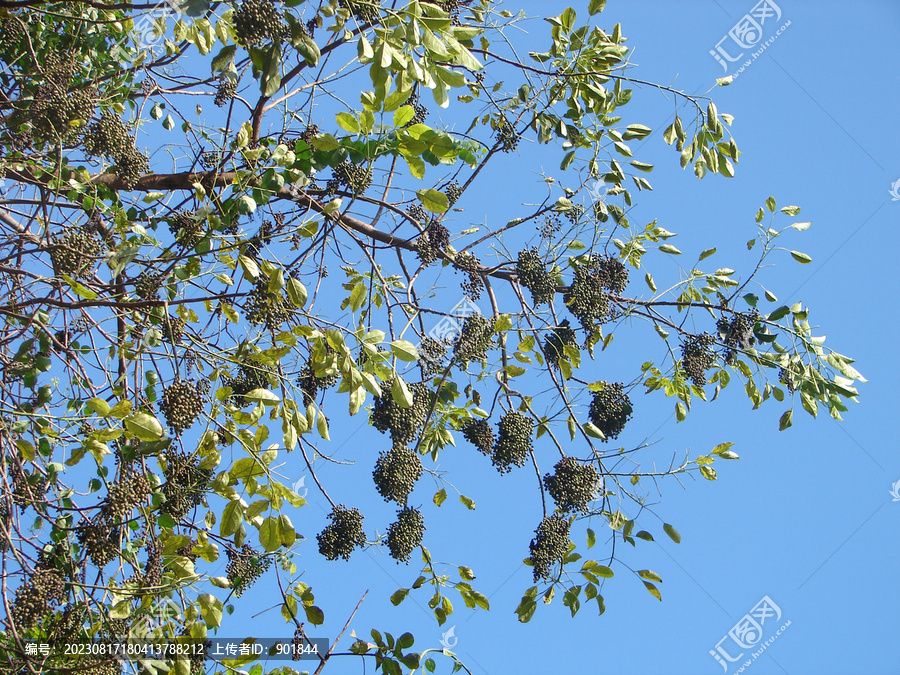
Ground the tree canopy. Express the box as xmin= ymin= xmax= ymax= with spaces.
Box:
xmin=0 ymin=1 xmax=864 ymax=674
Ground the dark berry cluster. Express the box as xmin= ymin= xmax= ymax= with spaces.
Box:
xmin=0 ymin=17 xmax=25 ymax=53
xmin=200 ymin=150 xmax=220 ymax=169
xmin=159 ymin=378 xmax=205 ymax=434
xmin=717 ymin=312 xmax=758 ymax=364
xmin=11 ymin=467 xmax=48 ymax=510
xmin=419 ymin=336 xmax=447 ymax=376
xmin=338 ymin=0 xmax=381 ymax=23
xmin=332 ymin=160 xmax=373 ymax=195
xmin=134 ymin=271 xmax=165 ymax=300
xmin=408 ymin=101 xmax=428 ymax=126
xmin=77 ymin=516 xmax=121 ymax=567
xmin=214 ymin=78 xmax=237 ymax=106
xmin=681 ymin=332 xmax=716 ymax=387
xmin=167 ymin=210 xmax=203 ymax=249
xmin=778 ymin=366 xmax=796 ymax=394
xmin=516 ymin=248 xmax=556 ymax=307
xmin=543 ymin=457 xmax=600 ymax=514
xmin=564 ymin=254 xmax=627 ymax=332
xmin=298 ymin=361 xmax=339 ymax=406
xmin=495 ymin=117 xmax=519 ymax=152
xmin=226 ymin=544 xmax=272 ymax=596
xmin=444 ymin=181 xmax=463 ymax=206
xmin=49 ymin=227 xmax=102 ymax=279
xmin=541 ymin=212 xmax=562 ymax=238
xmin=452 ymin=313 xmax=494 ymax=368
xmin=24 ymin=58 xmax=95 ymax=145
xmin=385 ymin=506 xmax=425 ymax=563
xmin=453 ymin=251 xmax=483 ymax=300
xmin=10 ymin=568 xmax=65 ymax=629
xmin=244 ymin=277 xmax=294 ymax=329
xmin=233 ymin=0 xmax=288 ymax=46
xmin=372 ymin=443 xmax=423 ymax=504
xmin=160 ymin=452 xmax=213 ymax=521
xmin=492 ymin=411 xmax=533 ymax=474
xmin=300 ymin=123 xmax=319 ymax=143
xmin=461 ymin=418 xmax=494 ymax=455
xmin=317 ymin=504 xmax=366 ymax=560
xmin=543 ymin=320 xmax=578 ymax=366
xmin=82 ymin=112 xmax=149 ymax=189
xmin=587 ymin=382 xmax=632 ymax=441
xmin=163 ymin=315 xmax=186 ymax=344
xmin=415 ymin=220 xmax=450 ymax=266
xmin=103 ymin=468 xmax=152 ymax=523
xmin=406 ymin=203 xmax=428 ymax=225
xmin=370 ymin=378 xmax=430 ymax=444
xmin=529 ymin=514 xmax=571 ymax=582
xmin=225 ymin=362 xmax=273 ymax=405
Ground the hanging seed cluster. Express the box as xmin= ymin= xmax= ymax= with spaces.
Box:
xmin=160 ymin=452 xmax=213 ymax=521
xmin=10 ymin=568 xmax=65 ymax=629
xmin=680 ymin=332 xmax=716 ymax=387
xmin=415 ymin=221 xmax=450 ymax=266
xmin=372 ymin=443 xmax=423 ymax=504
xmin=317 ymin=504 xmax=366 ymax=561
xmin=103 ymin=468 xmax=152 ymax=523
xmin=492 ymin=411 xmax=533 ymax=474
xmin=516 ymin=248 xmax=557 ymax=307
xmin=0 ymin=17 xmax=25 ymax=53
xmin=226 ymin=544 xmax=272 ymax=596
xmin=77 ymin=516 xmax=121 ymax=567
xmin=529 ymin=514 xmax=570 ymax=582
xmin=163 ymin=315 xmax=186 ymax=344
xmin=159 ymin=378 xmax=204 ymax=434
xmin=332 ymin=160 xmax=373 ymax=195
xmin=419 ymin=336 xmax=447 ymax=376
xmin=564 ymin=254 xmax=628 ymax=332
xmin=495 ymin=117 xmax=519 ymax=152
xmin=444 ymin=181 xmax=462 ymax=206
xmin=543 ymin=320 xmax=578 ymax=367
xmin=82 ymin=112 xmax=149 ymax=189
xmin=370 ymin=378 xmax=429 ymax=444
xmin=214 ymin=78 xmax=237 ymax=106
xmin=244 ymin=277 xmax=294 ymax=329
xmin=49 ymin=227 xmax=102 ymax=279
xmin=233 ymin=0 xmax=288 ymax=45
xmin=338 ymin=0 xmax=381 ymax=23
xmin=587 ymin=382 xmax=632 ymax=441
xmin=134 ymin=271 xmax=165 ymax=300
xmin=140 ymin=540 xmax=163 ymax=590
xmin=778 ymin=366 xmax=796 ymax=394
xmin=298 ymin=362 xmax=339 ymax=406
xmin=543 ymin=457 xmax=600 ymax=514
xmin=717 ymin=311 xmax=758 ymax=364
xmin=452 ymin=313 xmax=494 ymax=367
xmin=461 ymin=418 xmax=494 ymax=455
xmin=453 ymin=251 xmax=483 ymax=300
xmin=11 ymin=468 xmax=48 ymax=510
xmin=386 ymin=506 xmax=425 ymax=563
xmin=406 ymin=203 xmax=428 ymax=225
xmin=167 ymin=210 xmax=203 ymax=249
xmin=25 ymin=57 xmax=94 ymax=145
xmin=225 ymin=363 xmax=273 ymax=405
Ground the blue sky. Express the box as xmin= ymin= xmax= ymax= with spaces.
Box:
xmin=237 ymin=2 xmax=900 ymax=674
xmin=50 ymin=1 xmax=894 ymax=674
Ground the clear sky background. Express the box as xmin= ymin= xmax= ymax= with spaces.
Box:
xmin=202 ymin=2 xmax=899 ymax=674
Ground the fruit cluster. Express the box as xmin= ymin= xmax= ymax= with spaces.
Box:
xmin=563 ymin=254 xmax=628 ymax=332
xmin=543 ymin=457 xmax=600 ymax=514
xmin=160 ymin=452 xmax=213 ymax=521
xmin=370 ymin=378 xmax=430 ymax=444
xmin=543 ymin=320 xmax=578 ymax=366
xmin=134 ymin=271 xmax=165 ymax=300
xmin=338 ymin=0 xmax=381 ymax=23
xmin=372 ymin=442 xmax=423 ymax=504
xmin=226 ymin=544 xmax=272 ymax=596
xmin=244 ymin=277 xmax=294 ymax=329
xmin=444 ymin=180 xmax=463 ymax=206
xmin=453 ymin=251 xmax=483 ymax=300
xmin=452 ymin=313 xmax=494 ymax=368
xmin=386 ymin=506 xmax=425 ymax=562
xmin=492 ymin=410 xmax=534 ymax=474
xmin=10 ymin=568 xmax=65 ymax=629
xmin=233 ymin=0 xmax=288 ymax=46
xmin=225 ymin=362 xmax=273 ymax=405
xmin=103 ymin=468 xmax=152 ymax=523
xmin=159 ymin=378 xmax=205 ymax=434
xmin=717 ymin=311 xmax=758 ymax=364
xmin=415 ymin=220 xmax=450 ymax=266
xmin=167 ymin=210 xmax=203 ymax=249
xmin=214 ymin=78 xmax=237 ymax=106
xmin=163 ymin=315 xmax=186 ymax=344
xmin=516 ymin=248 xmax=556 ymax=307
xmin=77 ymin=515 xmax=121 ymax=567
xmin=49 ymin=227 xmax=102 ymax=279
xmin=778 ymin=366 xmax=796 ymax=394
xmin=418 ymin=336 xmax=447 ymax=376
xmin=587 ymin=381 xmax=632 ymax=441
xmin=82 ymin=112 xmax=149 ymax=189
xmin=25 ymin=56 xmax=94 ymax=145
xmin=317 ymin=504 xmax=366 ymax=560
xmin=495 ymin=117 xmax=519 ymax=152
xmin=332 ymin=159 xmax=373 ymax=195
xmin=461 ymin=418 xmax=494 ymax=455
xmin=680 ymin=332 xmax=716 ymax=387
xmin=298 ymin=361 xmax=339 ymax=406
xmin=528 ymin=514 xmax=570 ymax=582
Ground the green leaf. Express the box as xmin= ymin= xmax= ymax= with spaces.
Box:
xmin=286 ymin=278 xmax=308 ymax=308
xmin=595 ymin=565 xmax=614 ymax=578
xmin=663 ymin=523 xmax=681 ymax=544
xmin=391 ymin=375 xmax=413 ymax=408
xmin=86 ymin=397 xmax=111 ymax=417
xmin=316 ymin=412 xmax=330 ymax=440
xmin=304 ymin=605 xmax=325 ymax=625
xmin=587 ymin=528 xmax=596 ymax=549
xmin=645 ymin=273 xmax=656 ymax=292
xmin=790 ymin=250 xmax=812 ymax=264
xmin=416 ymin=188 xmax=450 ymax=214
xmin=220 ymin=501 xmax=243 ymax=537
xmin=459 ymin=495 xmax=475 ymax=510
xmin=393 ymin=105 xmax=415 ymax=128
xmin=643 ymin=581 xmax=662 ymax=601
xmin=124 ymin=413 xmax=165 ymax=440
xmin=295 ymin=33 xmax=320 ymax=66
xmin=391 ymin=588 xmax=410 ymax=606
xmin=659 ymin=244 xmax=681 ymax=255
xmin=766 ymin=196 xmax=777 ymax=212
xmin=211 ymin=45 xmax=236 ymax=73
xmin=675 ymin=401 xmax=686 ymax=422
xmin=259 ymin=516 xmax=282 ymax=552
xmin=198 ymin=594 xmax=223 ymax=628
xmin=588 ymin=0 xmax=606 ymax=15
xmin=336 ymin=112 xmax=360 ymax=133
xmin=779 ymin=408 xmax=793 ymax=430
xmin=433 ymin=488 xmax=447 ymax=507
xmin=699 ymin=247 xmax=716 ymax=261
xmin=780 ymin=205 xmax=801 ymax=216
xmin=638 ymin=569 xmax=662 ymax=583
xmin=791 ymin=221 xmax=812 ymax=231
xmin=699 ymin=465 xmax=717 ymax=481
xmin=390 ymin=339 xmax=419 ymax=362
xmin=710 ymin=442 xmax=734 ymax=456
